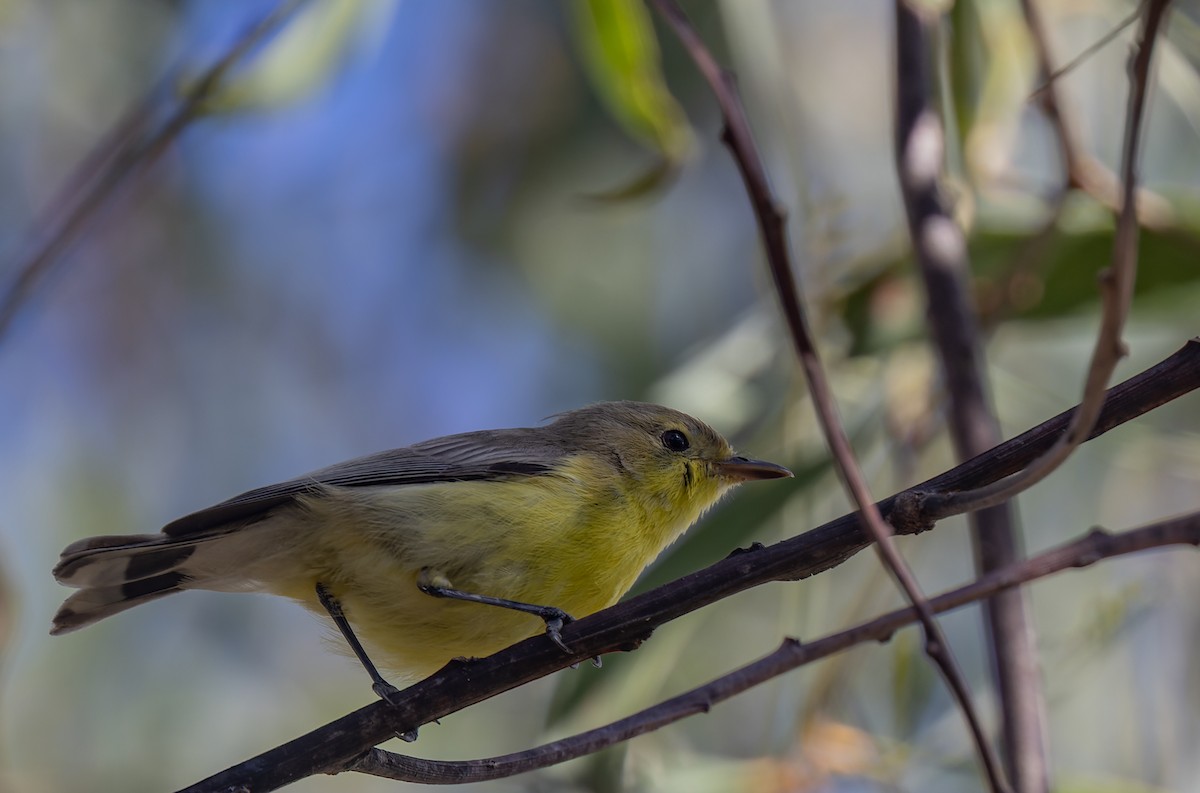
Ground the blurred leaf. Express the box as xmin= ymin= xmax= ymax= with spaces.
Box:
xmin=971 ymin=223 xmax=1200 ymax=321
xmin=579 ymin=154 xmax=679 ymax=202
xmin=947 ymin=0 xmax=987 ymax=156
xmin=839 ymin=214 xmax=1200 ymax=356
xmin=186 ymin=0 xmax=395 ymax=114
xmin=839 ymin=265 xmax=924 ymax=357
xmin=572 ymin=0 xmax=695 ymax=197
xmin=797 ymin=717 xmax=879 ymax=780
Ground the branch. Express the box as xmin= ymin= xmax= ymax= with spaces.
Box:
xmin=893 ymin=4 xmax=1047 ymax=790
xmin=1026 ymin=2 xmax=1177 ymax=233
xmin=176 ymin=338 xmax=1200 ymax=793
xmin=983 ymin=2 xmax=1183 ymax=327
xmin=0 ymin=0 xmax=308 ymax=345
xmin=983 ymin=0 xmax=1087 ymax=330
xmin=1022 ymin=0 xmax=1087 ymax=192
xmin=347 ymin=511 xmax=1200 ymax=784
xmin=1029 ymin=5 xmax=1140 ymax=102
xmin=923 ymin=0 xmax=1173 ymax=522
xmin=648 ymin=1 xmax=1006 ymax=788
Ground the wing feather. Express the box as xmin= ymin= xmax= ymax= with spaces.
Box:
xmin=162 ymin=427 xmax=565 ymax=536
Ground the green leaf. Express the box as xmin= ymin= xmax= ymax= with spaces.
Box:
xmin=185 ymin=0 xmax=392 ymax=114
xmin=971 ymin=222 xmax=1200 ymax=320
xmin=572 ymin=0 xmax=695 ymax=197
xmin=838 ymin=212 xmax=1200 ymax=357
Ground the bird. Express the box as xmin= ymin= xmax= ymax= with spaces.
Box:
xmin=51 ymin=401 xmax=791 ymax=697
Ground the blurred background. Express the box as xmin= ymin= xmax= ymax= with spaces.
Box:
xmin=1 ymin=1 xmax=1198 ymax=791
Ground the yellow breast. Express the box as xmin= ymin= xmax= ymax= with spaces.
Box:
xmin=269 ymin=453 xmax=726 ymax=680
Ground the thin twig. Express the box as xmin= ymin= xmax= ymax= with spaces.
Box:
xmin=1030 ymin=4 xmax=1142 ymax=100
xmin=923 ymin=0 xmax=1172 ymax=522
xmin=1025 ymin=0 xmax=1175 ymax=232
xmin=1035 ymin=0 xmax=1177 ymax=232
xmin=979 ymin=0 xmax=1085 ymax=331
xmin=346 ymin=512 xmax=1200 ymax=784
xmin=893 ymin=4 xmax=1048 ymax=790
xmin=988 ymin=1 xmax=1178 ymax=328
xmin=648 ymin=1 xmax=1007 ymax=789
xmin=174 ymin=338 xmax=1200 ymax=793
xmin=0 ymin=0 xmax=309 ymax=344
xmin=1023 ymin=0 xmax=1087 ymax=182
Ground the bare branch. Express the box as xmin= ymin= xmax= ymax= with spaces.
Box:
xmin=894 ymin=4 xmax=1048 ymax=789
xmin=1024 ymin=1 xmax=1176 ymax=233
xmin=923 ymin=0 xmax=1173 ymax=522
xmin=347 ymin=512 xmax=1200 ymax=784
xmin=985 ymin=0 xmax=1181 ymax=327
xmin=1030 ymin=5 xmax=1140 ymax=102
xmin=0 ymin=0 xmax=309 ymax=345
xmin=175 ymin=339 xmax=1200 ymax=793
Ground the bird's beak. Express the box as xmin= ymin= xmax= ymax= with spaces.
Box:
xmin=714 ymin=456 xmax=793 ymax=482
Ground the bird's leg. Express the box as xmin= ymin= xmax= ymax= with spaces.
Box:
xmin=315 ymin=582 xmax=407 ymax=714
xmin=417 ymin=569 xmax=575 ymax=653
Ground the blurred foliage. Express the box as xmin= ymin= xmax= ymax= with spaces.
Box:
xmin=187 ymin=0 xmax=395 ymax=114
xmin=571 ymin=0 xmax=694 ymax=198
xmin=838 ymin=209 xmax=1200 ymax=357
xmin=1 ymin=2 xmax=1199 ymax=793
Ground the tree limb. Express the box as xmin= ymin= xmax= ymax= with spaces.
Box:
xmin=346 ymin=511 xmax=1200 ymax=784
xmin=893 ymin=4 xmax=1048 ymax=789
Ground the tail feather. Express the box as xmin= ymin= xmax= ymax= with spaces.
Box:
xmin=51 ymin=571 xmax=187 ymax=635
xmin=51 ymin=531 xmax=229 ymax=634
xmin=54 ymin=534 xmax=205 ymax=587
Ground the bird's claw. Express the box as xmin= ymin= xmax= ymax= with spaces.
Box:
xmin=373 ymin=682 xmax=419 ymax=742
xmin=541 ymin=608 xmax=574 ymax=653
xmin=373 ymin=680 xmax=403 ymax=707
xmin=544 ymin=616 xmax=571 ymax=653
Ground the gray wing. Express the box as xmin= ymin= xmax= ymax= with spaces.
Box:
xmin=162 ymin=427 xmax=566 ymax=536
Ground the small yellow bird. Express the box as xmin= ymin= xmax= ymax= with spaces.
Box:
xmin=51 ymin=401 xmax=790 ymax=696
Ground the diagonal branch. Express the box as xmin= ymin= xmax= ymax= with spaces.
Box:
xmin=176 ymin=339 xmax=1200 ymax=793
xmin=346 ymin=511 xmax=1200 ymax=784
xmin=1022 ymin=0 xmax=1087 ymax=192
xmin=1029 ymin=5 xmax=1141 ymax=103
xmin=1026 ymin=1 xmax=1177 ymax=233
xmin=987 ymin=1 xmax=1180 ymax=327
xmin=893 ymin=4 xmax=1048 ymax=790
xmin=923 ymin=0 xmax=1173 ymax=522
xmin=0 ymin=0 xmax=309 ymax=345
xmin=647 ymin=0 xmax=1007 ymax=788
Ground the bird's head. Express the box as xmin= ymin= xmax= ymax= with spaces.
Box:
xmin=550 ymin=401 xmax=792 ymax=517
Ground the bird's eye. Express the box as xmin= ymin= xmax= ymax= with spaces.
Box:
xmin=661 ymin=429 xmax=690 ymax=452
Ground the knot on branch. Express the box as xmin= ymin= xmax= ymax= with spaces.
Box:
xmin=726 ymin=541 xmax=765 ymax=559
xmin=888 ymin=490 xmax=935 ymax=536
